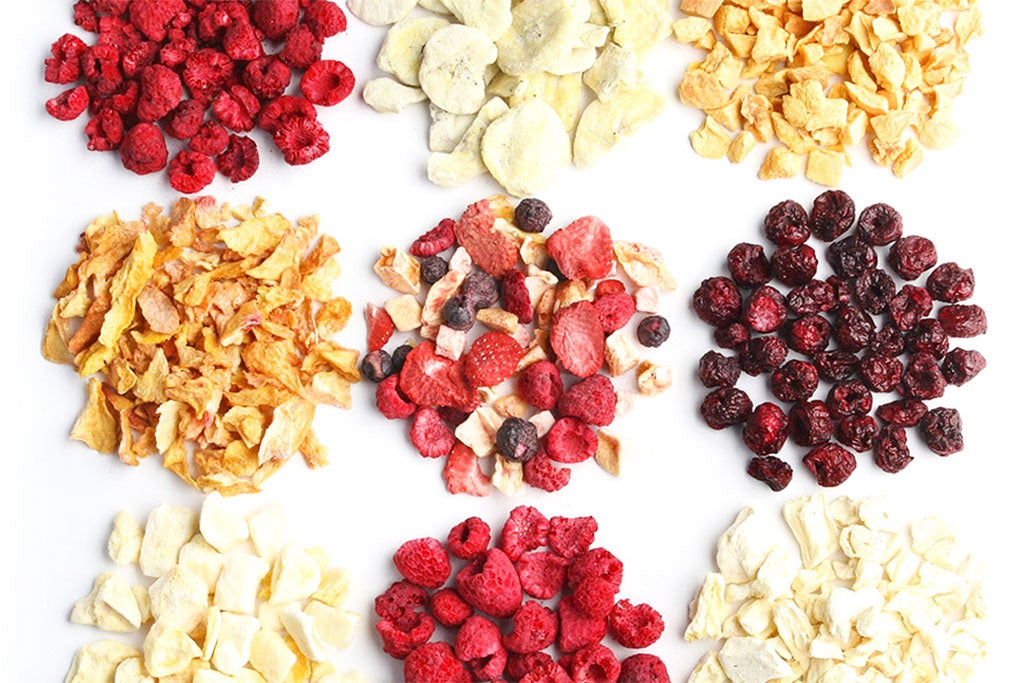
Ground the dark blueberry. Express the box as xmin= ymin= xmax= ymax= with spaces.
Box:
xmin=495 ymin=417 xmax=539 ymax=462
xmin=514 ymin=198 xmax=553 ymax=233
xmin=360 ymin=349 xmax=393 ymax=382
xmin=442 ymin=295 xmax=475 ymax=331
xmin=420 ymin=255 xmax=448 ymax=284
xmin=637 ymin=315 xmax=671 ymax=347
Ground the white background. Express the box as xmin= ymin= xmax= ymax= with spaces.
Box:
xmin=3 ymin=2 xmax=1022 ymax=681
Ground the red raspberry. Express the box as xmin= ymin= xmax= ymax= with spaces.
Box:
xmin=376 ymin=375 xmax=417 ymax=419
xmin=216 ymin=134 xmax=260 ymax=183
xmin=273 ymin=114 xmax=330 ymax=165
xmin=212 ymin=85 xmax=260 ymax=132
xmin=619 ymin=654 xmax=671 ymax=683
xmin=252 ymin=0 xmax=300 ymax=40
xmin=517 ymin=360 xmax=563 ymax=410
xmin=803 ymin=443 xmax=857 ymax=486
xmin=258 ymin=95 xmax=317 ymax=132
xmin=447 ymin=516 xmax=491 ymax=560
xmin=375 ymin=579 xmax=430 ymax=628
xmin=376 ymin=612 xmax=435 ymax=659
xmin=410 ymin=407 xmax=455 ymax=459
xmin=160 ymin=36 xmax=198 ymax=69
xmin=430 ymin=587 xmax=474 ymax=628
xmin=163 ymin=99 xmax=204 ymax=140
xmin=569 ymin=643 xmax=621 ymax=683
xmin=120 ymin=122 xmax=167 ymax=174
xmin=454 ymin=615 xmax=507 ymax=681
xmin=444 ymin=442 xmax=491 ymax=497
xmin=410 ymin=217 xmax=456 ymax=257
xmin=189 ymin=121 xmax=230 ymax=156
xmin=557 ymin=597 xmax=607 ymax=654
xmin=243 ymin=56 xmax=292 ymax=100
xmin=455 ymin=548 xmax=522 ymax=618
xmin=550 ymin=300 xmax=606 ymax=377
xmin=557 ymin=374 xmax=616 ymax=427
xmin=500 ymin=506 xmax=550 ymax=561
xmin=394 ymin=537 xmax=451 ymax=589
xmin=593 ymin=291 xmax=636 ymax=333
xmin=279 ymin=23 xmax=323 ymax=69
xmin=741 ymin=402 xmax=789 ymax=456
xmin=502 ymin=268 xmax=534 ymax=324
xmin=182 ymin=48 xmax=234 ymax=102
xmin=507 ymin=652 xmax=559 ymax=682
xmin=571 ymin=577 xmax=617 ymax=617
xmin=73 ymin=1 xmax=100 ymax=31
xmin=608 ymin=600 xmax=664 ymax=648
xmin=520 ymin=660 xmax=572 ymax=683
xmin=128 ymin=0 xmax=186 ymax=42
xmin=300 ymin=59 xmax=355 ymax=106
xmin=404 ymin=642 xmax=472 ymax=683
xmin=545 ymin=216 xmax=614 ymax=280
xmin=45 ymin=34 xmax=87 ymax=84
xmin=504 ymin=601 xmax=558 ymax=654
xmin=464 ymin=332 xmax=523 ymax=388
xmin=545 ymin=417 xmax=597 ymax=463
xmin=516 ymin=551 xmax=568 ymax=600
xmin=594 ymin=279 xmax=626 ymax=297
xmin=523 ymin=449 xmax=571 ymax=492
xmin=548 ymin=516 xmax=597 ymax=559
xmin=223 ymin=18 xmax=263 ymax=61
xmin=567 ymin=548 xmax=623 ymax=591
xmin=168 ymin=150 xmax=216 ymax=194
xmin=136 ymin=64 xmax=181 ymax=122
xmin=85 ymin=109 xmax=124 ymax=151
xmin=45 ymin=86 xmax=90 ymax=121
xmin=305 ymin=0 xmax=348 ymax=39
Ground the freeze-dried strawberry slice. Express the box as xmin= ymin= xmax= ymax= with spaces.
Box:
xmin=411 ymin=217 xmax=457 ymax=257
xmin=365 ymin=303 xmax=395 ymax=352
xmin=464 ymin=332 xmax=523 ymax=388
xmin=545 ymin=216 xmax=614 ymax=280
xmin=400 ymin=341 xmax=479 ymax=412
xmin=454 ymin=199 xmax=518 ymax=277
xmin=502 ymin=268 xmax=533 ymax=323
xmin=550 ymin=300 xmax=605 ymax=377
xmin=444 ymin=442 xmax=491 ymax=497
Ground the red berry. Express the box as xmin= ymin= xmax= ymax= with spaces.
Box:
xmin=569 ymin=643 xmax=621 ymax=682
xmin=455 ymin=548 xmax=522 ymax=618
xmin=727 ymin=242 xmax=772 ymax=288
xmin=517 ymin=360 xmax=563 ymax=410
xmin=770 ymin=244 xmax=818 ymax=286
xmin=545 ymin=417 xmax=597 ymax=463
xmin=557 ymin=374 xmax=616 ymax=427
xmin=45 ymin=85 xmax=90 ymax=121
xmin=394 ymin=537 xmax=451 ymax=589
xmin=889 ymin=235 xmax=937 ymax=280
xmin=409 ymin=407 xmax=455 ymax=459
xmin=803 ymin=443 xmax=857 ymax=486
xmin=447 ymin=516 xmax=491 ymax=560
xmin=607 ymin=599 xmax=664 ymax=648
xmin=500 ymin=505 xmax=550 ymax=561
xmin=502 ymin=268 xmax=535 ymax=324
xmin=454 ymin=615 xmax=507 ymax=681
xmin=516 ymin=551 xmax=568 ymax=599
xmin=875 ymin=399 xmax=927 ymax=427
xmin=700 ymin=387 xmax=752 ymax=430
xmin=430 ymin=588 xmax=473 ymax=628
xmin=556 ymin=597 xmax=607 ymax=654
xmin=788 ymin=400 xmax=832 ymax=447
xmin=937 ymin=304 xmax=988 ymax=337
xmin=167 ymin=149 xmax=216 ymax=194
xmin=522 ymin=450 xmax=572 ymax=492
xmin=857 ymin=202 xmax=903 ymax=245
xmin=693 ymin=277 xmax=743 ymax=327
xmin=120 ymin=122 xmax=167 ymax=174
xmin=920 ymin=407 xmax=963 ymax=455
xmin=464 ymin=331 xmax=523 ymax=388
xmin=747 ymin=455 xmax=793 ymax=491
xmin=216 ymin=134 xmax=260 ymax=183
xmin=835 ymin=414 xmax=879 ymax=452
xmin=619 ymin=654 xmax=671 ymax=683
xmin=504 ymin=601 xmax=558 ymax=653
xmin=770 ymin=359 xmax=818 ymax=403
xmin=742 ymin=284 xmax=787 ymax=333
xmin=273 ymin=114 xmax=330 ymax=165
xmin=942 ymin=348 xmax=986 ymax=386
xmin=926 ymin=262 xmax=974 ymax=302
xmin=404 ymin=642 xmax=471 ymax=683
xmin=874 ymin=425 xmax=912 ymax=473
xmin=810 ymin=189 xmax=856 ymax=241
xmin=764 ymin=199 xmax=811 ymax=245
xmin=742 ymin=402 xmax=789 ymax=455
xmin=548 ymin=516 xmax=597 ymax=559
xmin=593 ymin=291 xmax=636 ymax=333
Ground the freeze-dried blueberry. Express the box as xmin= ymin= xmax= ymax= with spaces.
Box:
xmin=361 ymin=349 xmax=393 ymax=382
xmin=462 ymin=270 xmax=500 ymax=309
xmin=514 ymin=197 xmax=552 ymax=233
xmin=420 ymin=255 xmax=448 ymax=284
xmin=495 ymin=417 xmax=539 ymax=462
xmin=442 ymin=295 xmax=475 ymax=331
xmin=636 ymin=315 xmax=671 ymax=347
xmin=391 ymin=344 xmax=413 ymax=373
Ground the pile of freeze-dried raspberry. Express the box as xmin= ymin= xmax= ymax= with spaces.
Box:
xmin=43 ymin=0 xmax=353 ymax=193
xmin=374 ymin=506 xmax=669 ymax=683
xmin=693 ymin=191 xmax=987 ymax=491
xmin=364 ymin=195 xmax=677 ymax=495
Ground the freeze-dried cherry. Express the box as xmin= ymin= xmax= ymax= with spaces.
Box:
xmin=698 ymin=350 xmax=741 ymax=388
xmin=833 ymin=304 xmax=874 ymax=352
xmin=714 ymin=322 xmax=749 ymax=350
xmin=875 ymin=399 xmax=927 ymax=427
xmin=826 ymin=379 xmax=872 ymax=418
xmin=741 ymin=402 xmax=789 ymax=455
xmin=828 ymin=274 xmax=853 ymax=305
xmin=938 ymin=304 xmax=988 ymax=338
xmin=747 ymin=455 xmax=793 ymax=491
xmin=927 ymin=263 xmax=975 ymax=303
xmin=813 ymin=350 xmax=859 ymax=382
xmin=889 ymin=235 xmax=937 ymax=280
xmin=770 ymin=360 xmax=818 ymax=403
xmin=835 ymin=414 xmax=878 ymax=453
xmin=742 ymin=285 xmax=787 ymax=333
xmin=770 ymin=244 xmax=818 ymax=286
xmin=874 ymin=425 xmax=912 ymax=473
xmin=853 ymin=269 xmax=896 ymax=315
xmin=905 ymin=319 xmax=949 ymax=358
xmin=739 ymin=335 xmax=787 ymax=376
xmin=692 ymin=277 xmax=742 ymax=326
xmin=827 ymin=236 xmax=877 ymax=279
xmin=803 ymin=443 xmax=857 ymax=487
xmin=856 ymin=203 xmax=903 ymax=246
xmin=902 ymin=352 xmax=947 ymax=400
xmin=887 ymin=284 xmax=933 ymax=331
xmin=788 ymin=400 xmax=833 ymax=447
xmin=727 ymin=243 xmax=771 ymax=288
xmin=786 ymin=314 xmax=831 ymax=356
xmin=869 ymin=322 xmax=906 ymax=357
xmin=858 ymin=353 xmax=903 ymax=393
xmin=920 ymin=407 xmax=963 ymax=456
xmin=764 ymin=199 xmax=810 ymax=245
xmin=810 ymin=189 xmax=855 ymax=241
xmin=942 ymin=348 xmax=986 ymax=386
xmin=700 ymin=387 xmax=753 ymax=430
xmin=786 ymin=279 xmax=836 ymax=315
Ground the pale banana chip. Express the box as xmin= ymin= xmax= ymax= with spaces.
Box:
xmin=66 ymin=640 xmax=139 ymax=683
xmin=495 ymin=0 xmax=581 ymax=76
xmin=440 ymin=0 xmax=513 ymax=39
xmin=573 ymin=80 xmax=664 ymax=167
xmin=428 ymin=104 xmax=475 ymax=152
xmin=378 ymin=15 xmax=450 ymax=85
xmin=419 ymin=24 xmax=497 ymax=114
xmin=346 ymin=0 xmax=418 ymax=26
xmin=481 ymin=99 xmax=572 ymax=197
xmin=583 ymin=43 xmax=637 ymax=102
xmin=427 ymin=97 xmax=510 ymax=186
xmin=361 ymin=77 xmax=427 ymax=113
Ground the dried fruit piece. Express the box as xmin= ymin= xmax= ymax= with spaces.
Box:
xmin=803 ymin=443 xmax=857 ymax=487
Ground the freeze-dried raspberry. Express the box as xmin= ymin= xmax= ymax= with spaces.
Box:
xmin=420 ymin=255 xmax=448 ymax=284
xmin=501 ymin=505 xmax=550 ymax=561
xmin=496 ymin=417 xmax=540 ymax=463
xmin=770 ymin=244 xmax=817 ymax=286
xmin=888 ymin=284 xmax=933 ymax=331
xmin=377 ymin=613 xmax=435 ymax=659
xmin=163 ymin=99 xmax=204 ymax=140
xmin=636 ymin=315 xmax=671 ymax=347
xmin=869 ymin=322 xmax=906 ymax=357
xmin=405 ymin=642 xmax=471 ymax=683
xmin=259 ymin=97 xmax=315 ymax=133
xmin=608 ymin=600 xmax=664 ymax=648
xmin=803 ymin=443 xmax=857 ymax=487
xmin=548 ymin=516 xmax=597 ymax=559
xmin=568 ymin=547 xmax=623 ymax=591
xmin=376 ymin=375 xmax=417 ymax=419
xmin=444 ymin=442 xmax=491 ymax=496
xmin=693 ymin=277 xmax=742 ymax=327
xmin=874 ymin=425 xmax=912 ymax=473
xmin=223 ymin=17 xmax=263 ymax=61
xmin=714 ymin=322 xmax=749 ymax=350
xmin=787 ymin=279 xmax=837 ymax=315
xmin=274 ymin=114 xmax=330 ymax=165
xmin=942 ymin=348 xmax=986 ymax=386
xmin=73 ymin=1 xmax=100 ymax=32
xmin=926 ymin=262 xmax=975 ymax=303
xmin=136 ymin=64 xmax=181 ymax=122
xmin=557 ymin=597 xmax=607 ymax=654
xmin=770 ymin=360 xmax=818 ymax=403
xmin=447 ymin=516 xmax=491 ymax=560
xmin=517 ymin=360 xmax=563 ymax=410
xmin=570 ymin=643 xmax=621 ymax=683
xmin=920 ymin=407 xmax=963 ymax=455
xmin=376 ymin=579 xmax=430 ymax=628
xmin=546 ymin=417 xmax=597 ymax=463
xmin=455 ymin=548 xmax=522 ymax=618
xmin=827 ymin=235 xmax=877 ymax=279
xmin=182 ymin=48 xmax=234 ymax=103
xmin=810 ymin=189 xmax=856 ymax=241
xmin=464 ymin=331 xmax=523 ymax=388
xmin=503 ymin=268 xmax=535 ymax=324
xmin=523 ymin=450 xmax=572 ymax=492
xmin=168 ymin=150 xmax=216 ymax=193
xmin=788 ymin=400 xmax=832 ymax=447
xmin=558 ymin=375 xmax=616 ymax=427
xmin=698 ymin=350 xmax=741 ymax=388
xmin=410 ymin=407 xmax=455 ymax=459
xmin=507 ymin=652 xmax=559 ymax=682
xmin=281 ymin=23 xmax=324 ymax=69
xmin=727 ymin=242 xmax=771 ymax=288
xmin=902 ymin=352 xmax=947 ymax=400
xmin=455 ymin=615 xmax=507 ymax=681
xmin=889 ymin=235 xmax=937 ymax=280
xmin=619 ymin=654 xmax=670 ymax=683
xmin=514 ymin=197 xmax=553 ymax=233
xmin=786 ymin=314 xmax=831 ymax=355
xmin=906 ymin=318 xmax=950 ymax=358
xmin=742 ymin=284 xmax=787 ymax=333
xmin=300 ymin=59 xmax=354 ymax=106
xmin=305 ymin=0 xmax=348 ymax=39
xmin=252 ymin=0 xmax=301 ymax=39
xmin=189 ymin=121 xmax=230 ymax=156
xmin=550 ymin=300 xmax=605 ymax=377
xmin=120 ymin=41 xmax=159 ymax=80
xmin=85 ymin=109 xmax=124 ymax=151
xmin=45 ymin=34 xmax=87 ymax=84
xmin=546 ymin=216 xmax=614 ymax=280
xmin=747 ymin=455 xmax=793 ymax=491
xmin=813 ymin=350 xmax=859 ymax=382
xmin=594 ymin=279 xmax=626 ymax=297
xmin=593 ymin=291 xmax=636 ymax=333
xmin=764 ymin=199 xmax=810 ymax=246
xmin=835 ymin=414 xmax=878 ymax=453
xmin=938 ymin=304 xmax=988 ymax=338
xmin=80 ymin=44 xmax=122 ymax=98
xmin=520 ymin=659 xmax=572 ymax=683
xmin=571 ymin=576 xmax=617 ymax=618
xmin=128 ymin=0 xmax=185 ymax=41
xmin=45 ymin=86 xmax=90 ymax=121
xmin=394 ymin=537 xmax=451 ymax=589
xmin=160 ymin=35 xmax=198 ymax=69
xmin=430 ymin=588 xmax=473 ymax=628
xmin=361 ymin=349 xmax=393 ymax=383
xmin=212 ymin=85 xmax=260 ymax=132
xmin=739 ymin=335 xmax=787 ymax=376
xmin=742 ymin=402 xmax=789 ymax=455
xmin=857 ymin=202 xmax=903 ymax=245
xmin=700 ymin=387 xmax=753 ymax=429
xmin=216 ymin=134 xmax=260 ymax=182
xmin=242 ymin=56 xmax=292 ymax=100
xmin=875 ymin=399 xmax=927 ymax=427
xmin=517 ymin=551 xmax=568 ymax=600
xmin=858 ymin=353 xmax=903 ymax=393
xmin=95 ymin=79 xmax=140 ymax=116
xmin=505 ymin=601 xmax=558 ymax=653
xmin=853 ymin=269 xmax=896 ymax=315
xmin=120 ymin=122 xmax=167 ymax=174
xmin=827 ymin=379 xmax=873 ymax=417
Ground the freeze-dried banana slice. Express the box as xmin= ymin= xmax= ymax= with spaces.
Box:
xmin=600 ymin=0 xmax=672 ymax=56
xmin=428 ymin=97 xmax=510 ymax=186
xmin=440 ymin=0 xmax=513 ymax=40
xmin=378 ymin=15 xmax=451 ymax=86
xmin=419 ymin=24 xmax=498 ymax=114
xmin=583 ymin=42 xmax=637 ymax=101
xmin=495 ymin=0 xmax=582 ymax=76
xmin=507 ymin=72 xmax=584 ymax=133
xmin=347 ymin=0 xmax=418 ymax=26
xmin=362 ymin=77 xmax=428 ymax=113
xmin=481 ymin=99 xmax=572 ymax=197
xmin=428 ymin=104 xmax=476 ymax=152
xmin=573 ymin=79 xmax=663 ymax=167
